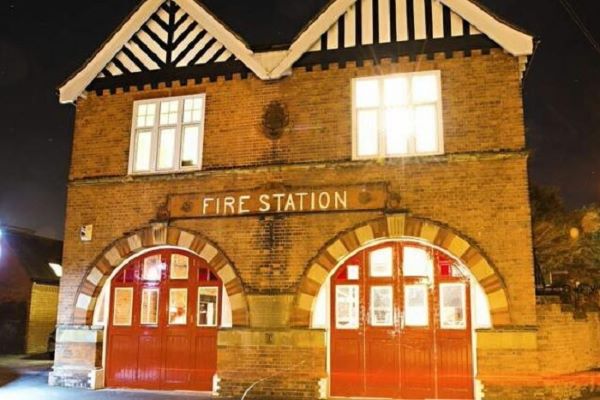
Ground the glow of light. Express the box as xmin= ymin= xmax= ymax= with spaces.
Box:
xmin=49 ymin=263 xmax=63 ymax=278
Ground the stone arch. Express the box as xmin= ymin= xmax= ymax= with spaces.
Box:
xmin=291 ymin=214 xmax=511 ymax=328
xmin=73 ymin=223 xmax=249 ymax=326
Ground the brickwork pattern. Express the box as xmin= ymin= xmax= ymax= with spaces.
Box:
xmin=26 ymin=283 xmax=59 ymax=354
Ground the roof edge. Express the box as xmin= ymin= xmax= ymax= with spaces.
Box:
xmin=438 ymin=0 xmax=533 ymax=56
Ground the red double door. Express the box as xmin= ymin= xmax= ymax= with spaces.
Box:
xmin=331 ymin=242 xmax=473 ymax=399
xmin=106 ymin=249 xmax=221 ymax=391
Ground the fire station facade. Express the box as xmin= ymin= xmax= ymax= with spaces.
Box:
xmin=51 ymin=0 xmax=546 ymax=399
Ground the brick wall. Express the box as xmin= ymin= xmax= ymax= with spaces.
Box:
xmin=537 ymin=297 xmax=600 ymax=399
xmin=55 ymin=49 xmax=538 ymax=398
xmin=0 ymin=236 xmax=32 ymax=354
xmin=26 ymin=283 xmax=59 ymax=354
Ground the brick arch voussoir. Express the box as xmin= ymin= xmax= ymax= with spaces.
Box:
xmin=291 ymin=214 xmax=511 ymax=328
xmin=73 ymin=224 xmax=249 ymax=327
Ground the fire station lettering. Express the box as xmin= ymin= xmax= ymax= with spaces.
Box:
xmin=168 ymin=184 xmax=388 ymax=218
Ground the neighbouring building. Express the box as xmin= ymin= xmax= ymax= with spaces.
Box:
xmin=50 ymin=0 xmax=599 ymax=399
xmin=0 ymin=226 xmax=62 ymax=355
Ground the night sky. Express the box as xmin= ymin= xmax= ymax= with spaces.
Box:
xmin=0 ymin=0 xmax=599 ymax=240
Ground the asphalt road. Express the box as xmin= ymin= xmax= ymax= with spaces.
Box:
xmin=0 ymin=355 xmax=211 ymax=400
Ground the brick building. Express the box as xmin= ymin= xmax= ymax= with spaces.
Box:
xmin=0 ymin=226 xmax=62 ymax=355
xmin=50 ymin=0 xmax=599 ymax=399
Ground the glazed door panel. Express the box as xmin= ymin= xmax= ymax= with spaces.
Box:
xmin=106 ymin=249 xmax=221 ymax=391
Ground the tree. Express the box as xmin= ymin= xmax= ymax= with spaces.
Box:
xmin=530 ymin=185 xmax=600 ymax=285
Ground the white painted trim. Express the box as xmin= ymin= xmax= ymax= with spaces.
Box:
xmin=270 ymin=0 xmax=358 ymax=78
xmin=438 ymin=0 xmax=533 ymax=56
xmin=175 ymin=0 xmax=268 ymax=79
xmin=59 ymin=0 xmax=164 ymax=103
xmin=59 ymin=0 xmax=533 ymax=103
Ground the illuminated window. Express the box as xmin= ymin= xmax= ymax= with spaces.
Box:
xmin=130 ymin=94 xmax=205 ymax=174
xmin=353 ymin=71 xmax=443 ymax=158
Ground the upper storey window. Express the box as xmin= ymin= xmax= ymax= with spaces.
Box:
xmin=129 ymin=94 xmax=205 ymax=174
xmin=353 ymin=71 xmax=443 ymax=159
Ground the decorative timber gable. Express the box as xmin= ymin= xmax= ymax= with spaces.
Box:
xmin=59 ymin=0 xmax=534 ymax=103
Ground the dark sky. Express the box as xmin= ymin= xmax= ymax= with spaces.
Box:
xmin=0 ymin=0 xmax=599 ymax=240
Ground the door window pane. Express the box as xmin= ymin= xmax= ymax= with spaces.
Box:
xmin=160 ymin=100 xmax=179 ymax=125
xmin=347 ymin=265 xmax=360 ymax=281
xmin=197 ymin=287 xmax=219 ymax=327
xmin=335 ymin=285 xmax=359 ymax=329
xmin=113 ymin=288 xmax=133 ymax=326
xmin=404 ymin=284 xmax=429 ymax=327
xmin=141 ymin=288 xmax=159 ymax=325
xmin=369 ymin=247 xmax=393 ymax=277
xmin=170 ymin=254 xmax=189 ymax=280
xmin=403 ymin=246 xmax=433 ymax=278
xmin=370 ymin=286 xmax=393 ymax=327
xmin=157 ymin=128 xmax=176 ymax=169
xmin=414 ymin=105 xmax=438 ymax=153
xmin=357 ymin=110 xmax=378 ymax=156
xmin=134 ymin=130 xmax=152 ymax=171
xmin=169 ymin=288 xmax=188 ymax=325
xmin=181 ymin=126 xmax=200 ymax=167
xmin=142 ymin=255 xmax=162 ymax=281
xmin=440 ymin=283 xmax=467 ymax=329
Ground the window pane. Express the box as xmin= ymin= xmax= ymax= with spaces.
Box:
xmin=356 ymin=79 xmax=379 ymax=108
xmin=157 ymin=128 xmax=176 ymax=170
xmin=385 ymin=107 xmax=411 ymax=155
xmin=384 ymin=77 xmax=409 ymax=106
xmin=170 ymin=254 xmax=189 ymax=280
xmin=184 ymin=97 xmax=203 ymax=123
xmin=335 ymin=285 xmax=359 ymax=329
xmin=113 ymin=288 xmax=133 ymax=326
xmin=370 ymin=286 xmax=393 ymax=326
xmin=136 ymin=103 xmax=156 ymax=128
xmin=404 ymin=284 xmax=428 ymax=327
xmin=347 ymin=265 xmax=360 ymax=281
xmin=160 ymin=100 xmax=179 ymax=125
xmin=440 ymin=283 xmax=467 ymax=329
xmin=141 ymin=289 xmax=159 ymax=325
xmin=198 ymin=287 xmax=219 ymax=327
xmin=403 ymin=246 xmax=433 ymax=278
xmin=134 ymin=130 xmax=152 ymax=171
xmin=181 ymin=126 xmax=200 ymax=167
xmin=370 ymin=247 xmax=393 ymax=277
xmin=415 ymin=105 xmax=438 ymax=153
xmin=142 ymin=255 xmax=163 ymax=281
xmin=412 ymin=74 xmax=439 ymax=103
xmin=357 ymin=110 xmax=378 ymax=156
xmin=169 ymin=288 xmax=188 ymax=325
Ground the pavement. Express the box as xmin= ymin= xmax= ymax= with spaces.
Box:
xmin=0 ymin=355 xmax=211 ymax=400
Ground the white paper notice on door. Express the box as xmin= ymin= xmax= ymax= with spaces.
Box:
xmin=335 ymin=285 xmax=359 ymax=329
xmin=113 ymin=287 xmax=133 ymax=326
xmin=370 ymin=286 xmax=393 ymax=326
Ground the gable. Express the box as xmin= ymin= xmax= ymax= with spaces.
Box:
xmin=98 ymin=1 xmax=235 ymax=79
xmin=307 ymin=0 xmax=483 ymax=53
xmin=59 ymin=0 xmax=533 ymax=103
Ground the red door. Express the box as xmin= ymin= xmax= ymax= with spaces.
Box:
xmin=106 ymin=249 xmax=221 ymax=391
xmin=330 ymin=242 xmax=474 ymax=399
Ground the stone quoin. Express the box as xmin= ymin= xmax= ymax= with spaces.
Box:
xmin=49 ymin=0 xmax=599 ymax=399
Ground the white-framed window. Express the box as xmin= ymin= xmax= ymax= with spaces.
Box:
xmin=352 ymin=71 xmax=443 ymax=159
xmin=129 ymin=94 xmax=205 ymax=174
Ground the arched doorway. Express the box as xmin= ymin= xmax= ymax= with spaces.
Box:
xmin=327 ymin=240 xmax=476 ymax=399
xmin=105 ymin=248 xmax=223 ymax=391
